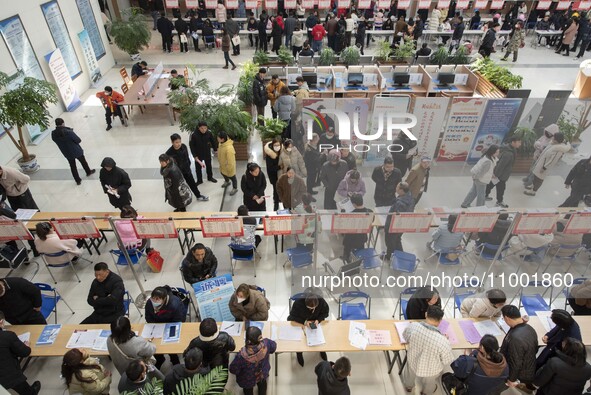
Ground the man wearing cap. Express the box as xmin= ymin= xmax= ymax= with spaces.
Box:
xmin=405 ymin=156 xmax=431 ymax=205
xmin=320 ymin=150 xmax=348 ymax=210
xmin=252 ymin=68 xmax=268 ymax=126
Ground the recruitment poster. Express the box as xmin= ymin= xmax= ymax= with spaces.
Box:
xmin=193 ymin=274 xmax=235 ymax=322
xmin=78 ymin=29 xmax=102 ymax=85
xmin=438 ymin=98 xmax=487 ymax=162
xmin=75 ymin=0 xmax=106 ymax=59
xmin=42 ymin=1 xmax=82 ymax=79
xmin=467 ymin=99 xmax=522 ymax=163
xmin=0 ymin=16 xmax=45 ymax=81
xmin=412 ymin=97 xmax=450 ymax=160
xmin=44 ymin=49 xmax=82 ymax=112
xmin=366 ymin=96 xmax=411 ymax=164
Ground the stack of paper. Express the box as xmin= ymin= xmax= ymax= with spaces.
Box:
xmin=458 ymin=321 xmax=482 ymax=344
xmin=535 ymin=311 xmax=556 ymax=333
xmin=92 ymin=330 xmax=111 ymax=351
xmin=348 ymin=321 xmax=369 ymax=350
xmin=36 ymin=325 xmax=61 ymax=346
xmin=473 ymin=320 xmax=504 ymax=337
xmin=394 ymin=322 xmax=411 ymax=344
xmin=438 ymin=320 xmax=459 ymax=345
xmin=220 ymin=321 xmax=243 ymax=337
xmin=305 ymin=326 xmax=326 ymax=346
xmin=17 ymin=332 xmax=30 ymax=343
xmin=278 ymin=325 xmax=303 ymax=341
xmin=141 ymin=324 xmax=165 ymax=339
xmin=163 ymin=322 xmax=181 ymax=343
xmin=66 ymin=329 xmax=102 ymax=349
xmin=497 ymin=318 xmax=511 ymax=333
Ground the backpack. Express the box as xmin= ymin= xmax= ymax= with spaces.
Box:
xmin=442 ymin=363 xmax=477 ymax=395
xmin=170 ymin=286 xmax=190 ymax=307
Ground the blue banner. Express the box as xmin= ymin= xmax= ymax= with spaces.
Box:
xmin=41 ymin=1 xmax=82 ymax=79
xmin=78 ymin=29 xmax=102 ymax=85
xmin=467 ymin=99 xmax=522 ymax=163
xmin=75 ymin=0 xmax=106 ymax=60
xmin=193 ymin=274 xmax=236 ymax=322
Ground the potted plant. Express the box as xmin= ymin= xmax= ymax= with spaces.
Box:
xmin=253 ymin=50 xmax=270 ymax=65
xmin=0 ymin=72 xmax=58 ymax=173
xmin=277 ymin=45 xmax=295 ymax=65
xmin=256 ymin=116 xmax=287 ymax=140
xmin=237 ymin=61 xmax=259 ymax=114
xmin=110 ymin=7 xmax=151 ymax=61
xmin=340 ymin=45 xmax=361 ymax=66
xmin=511 ymin=126 xmax=538 ymax=172
xmin=375 ymin=40 xmax=393 ymax=63
xmin=318 ymin=47 xmax=336 ymax=66
xmin=430 ymin=46 xmax=449 ymax=67
xmin=471 ymin=57 xmax=523 ymax=97
xmin=452 ymin=45 xmax=470 ymax=65
xmin=121 ymin=366 xmax=230 ymax=395
xmin=558 ymin=103 xmax=591 ymax=151
xmin=393 ymin=38 xmax=415 ymax=64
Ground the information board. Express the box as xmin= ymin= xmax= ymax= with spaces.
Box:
xmin=200 ymin=217 xmax=244 ymax=238
xmin=45 ymin=49 xmax=81 ymax=112
xmin=578 ymin=1 xmax=591 ymax=10
xmin=563 ymin=212 xmax=591 ymax=234
xmin=438 ymin=0 xmax=451 ymax=8
xmin=397 ymin=0 xmax=411 ymax=8
xmin=337 ymin=0 xmax=349 ymax=7
xmin=556 ymin=0 xmax=571 ymax=9
xmin=263 ymin=216 xmax=306 ymax=236
xmin=41 ymin=1 xmax=82 ymax=79
xmin=453 ymin=212 xmax=499 ymax=233
xmin=302 ymin=0 xmax=315 ymax=7
xmin=513 ymin=213 xmax=559 ymax=235
xmin=75 ymin=0 xmax=106 ymax=60
xmin=0 ymin=16 xmax=45 ymax=81
xmin=131 ymin=219 xmax=178 ymax=239
xmin=388 ymin=213 xmax=434 ymax=233
xmin=418 ymin=0 xmax=432 ymax=8
xmin=358 ymin=0 xmax=372 ymax=8
xmin=456 ymin=0 xmax=470 ymax=9
xmin=474 ymin=0 xmax=489 ymax=8
xmin=165 ymin=0 xmax=180 ymax=7
xmin=266 ymin=0 xmax=278 ymax=8
xmin=537 ymin=0 xmax=552 ymax=9
xmin=51 ymin=218 xmax=100 ymax=239
xmin=193 ymin=274 xmax=235 ymax=322
xmin=490 ymin=0 xmax=504 ymax=8
xmin=0 ymin=220 xmax=33 ymax=241
xmin=245 ymin=0 xmax=258 ymax=7
xmin=331 ymin=213 xmax=374 ymax=234
xmin=77 ymin=29 xmax=101 ymax=85
xmin=186 ymin=0 xmax=200 ymax=6
xmin=205 ymin=0 xmax=218 ymax=8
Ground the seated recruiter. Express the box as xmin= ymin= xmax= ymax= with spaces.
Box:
xmin=405 ymin=285 xmax=441 ymax=320
xmin=107 ymin=315 xmax=159 ymax=375
xmin=228 ymin=283 xmax=271 ymax=321
xmin=477 ymin=213 xmax=511 ymax=256
xmin=169 ymin=69 xmax=188 ymax=90
xmin=61 ymin=348 xmax=112 ymax=395
xmin=81 ymin=262 xmax=125 ymax=325
xmin=315 ymin=356 xmax=351 ymax=395
xmin=0 ymin=311 xmax=41 ymax=395
xmin=0 ymin=277 xmax=46 ymax=325
xmin=230 ymin=205 xmax=262 ymax=258
xmin=428 ymin=214 xmax=464 ymax=253
xmin=294 ymin=193 xmax=320 ymax=251
xmin=145 ymin=286 xmax=188 ymax=370
xmin=118 ymin=359 xmax=163 ymax=394
xmin=460 ymin=289 xmax=507 ymax=319
xmin=131 ymin=60 xmax=148 ymax=79
xmin=548 ymin=218 xmax=584 ymax=257
xmin=164 ymin=348 xmax=210 ymax=395
xmin=287 ymin=288 xmax=329 ymax=367
xmin=115 ymin=205 xmax=147 ymax=250
xmin=181 ymin=243 xmax=218 ymax=285
xmin=185 ymin=318 xmax=236 ymax=373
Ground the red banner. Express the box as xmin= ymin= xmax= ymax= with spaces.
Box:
xmin=564 ymin=212 xmax=591 ymax=234
xmin=474 ymin=0 xmax=489 ymax=9
xmin=438 ymin=0 xmax=451 ymax=8
xmin=578 ymin=1 xmax=591 ymax=9
xmin=263 ymin=216 xmax=306 ymax=236
xmin=536 ymin=0 xmax=552 ymax=9
xmin=331 ymin=213 xmax=374 ymax=234
xmin=388 ymin=213 xmax=434 ymax=233
xmin=490 ymin=0 xmax=504 ymax=9
xmin=51 ymin=218 xmax=100 ymax=239
xmin=165 ymin=0 xmax=179 ymax=8
xmin=185 ymin=0 xmax=200 ymax=7
xmin=337 ymin=0 xmax=349 ymax=7
xmin=226 ymin=0 xmax=239 ymax=8
xmin=453 ymin=213 xmax=499 ymax=233
xmin=131 ymin=219 xmax=178 ymax=239
xmin=307 ymin=0 xmax=320 ymax=7
xmin=397 ymin=0 xmax=411 ymax=8
xmin=200 ymin=217 xmax=244 ymax=238
xmin=556 ymin=0 xmax=571 ymax=9
xmin=205 ymin=0 xmax=217 ymax=9
xmin=418 ymin=0 xmax=432 ymax=9
xmin=513 ymin=213 xmax=559 ymax=235
xmin=378 ymin=0 xmax=391 ymax=9
xmin=266 ymin=0 xmax=278 ymax=7
xmin=285 ymin=0 xmax=297 ymax=8
xmin=0 ymin=220 xmax=32 ymax=241
xmin=456 ymin=0 xmax=470 ymax=9
xmin=358 ymin=0 xmax=372 ymax=8
xmin=245 ymin=0 xmax=258 ymax=8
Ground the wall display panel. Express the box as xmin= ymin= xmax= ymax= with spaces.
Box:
xmin=75 ymin=0 xmax=106 ymax=59
xmin=42 ymin=1 xmax=82 ymax=79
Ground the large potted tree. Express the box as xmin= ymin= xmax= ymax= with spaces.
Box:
xmin=0 ymin=72 xmax=58 ymax=173
xmin=110 ymin=7 xmax=152 ymax=60
xmin=237 ymin=61 xmax=259 ymax=116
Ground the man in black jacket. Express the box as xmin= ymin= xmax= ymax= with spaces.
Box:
xmin=0 ymin=278 xmax=45 ymax=325
xmin=315 ymin=357 xmax=351 ymax=395
xmin=226 ymin=16 xmax=240 ymax=55
xmin=51 ymin=118 xmax=95 ymax=185
xmin=166 ymin=133 xmax=208 ymax=201
xmin=485 ymin=137 xmax=521 ymax=208
xmin=372 ymin=157 xmax=401 ymax=208
xmin=163 ymin=348 xmax=210 ymax=395
xmin=189 ymin=121 xmax=218 ymax=184
xmin=181 ymin=243 xmax=218 ymax=284
xmin=174 ymin=16 xmax=189 ymax=52
xmin=287 ymin=288 xmax=329 ymax=367
xmin=449 ymin=16 xmax=464 ymax=53
xmin=0 ymin=311 xmax=41 ymax=394
xmin=342 ymin=194 xmax=373 ymax=261
xmin=560 ymin=156 xmax=591 ymax=207
xmin=490 ymin=305 xmax=537 ymax=395
xmin=185 ymin=318 xmax=236 ymax=369
xmin=81 ymin=262 xmax=125 ymax=324
xmin=480 ymin=23 xmax=500 ymax=57
xmin=157 ymin=12 xmax=174 ymax=53
xmin=384 ymin=182 xmax=415 ymax=256
xmin=99 ymin=157 xmax=132 ymax=209
xmin=131 ymin=61 xmax=148 ymax=79
xmin=252 ymin=68 xmax=268 ymax=126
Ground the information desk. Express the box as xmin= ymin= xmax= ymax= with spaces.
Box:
xmin=120 ymin=74 xmax=174 ymax=126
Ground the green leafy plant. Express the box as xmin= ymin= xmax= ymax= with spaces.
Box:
xmin=237 ymin=61 xmax=259 ymax=108
xmin=375 ymin=40 xmax=393 ymax=62
xmin=174 ymin=366 xmax=231 ymax=395
xmin=452 ymin=45 xmax=470 ymax=65
xmin=558 ymin=113 xmax=579 ymax=144
xmin=120 ymin=377 xmax=164 ymax=395
xmin=512 ymin=126 xmax=537 ymax=156
xmin=340 ymin=45 xmax=361 ymax=66
xmin=277 ymin=45 xmax=295 ymax=65
xmin=471 ymin=57 xmax=523 ymax=91
xmin=0 ymin=71 xmax=58 ymax=163
xmin=559 ymin=103 xmax=591 ymax=143
xmin=253 ymin=50 xmax=270 ymax=65
xmin=110 ymin=8 xmax=151 ymax=57
xmin=393 ymin=38 xmax=416 ymax=63
xmin=256 ymin=116 xmax=287 ymax=140
xmin=318 ymin=47 xmax=336 ymax=66
xmin=430 ymin=46 xmax=449 ymax=66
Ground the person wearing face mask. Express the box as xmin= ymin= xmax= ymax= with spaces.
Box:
xmin=145 ymin=286 xmax=187 ymax=370
xmin=339 ymin=146 xmax=357 ymax=170
xmin=95 ymin=86 xmax=125 ymax=131
xmin=278 ymin=139 xmax=307 ymax=178
xmin=336 ymin=170 xmax=366 ymax=200
xmin=228 ymin=283 xmax=270 ymax=321
xmin=241 ymin=163 xmax=268 ymax=211
xmin=118 ymin=360 xmax=160 ymax=394
xmin=264 ymin=137 xmax=283 ymax=211
xmin=450 ymin=335 xmax=509 ymax=395
xmin=287 ymin=288 xmax=329 ymax=367
xmin=99 ymin=157 xmax=132 ymax=209
xmin=405 ymin=285 xmax=441 ymax=320
xmin=318 ymin=126 xmax=340 ymax=151
xmin=320 ymin=150 xmax=349 ymax=210
xmin=277 ymin=167 xmax=307 ymax=210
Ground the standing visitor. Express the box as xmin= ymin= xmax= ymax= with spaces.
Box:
xmin=217 ymin=131 xmax=239 ymax=195
xmin=157 ymin=13 xmax=174 ymax=53
xmin=159 ymin=154 xmax=192 ymax=212
xmin=189 ymin=121 xmax=218 ymax=184
xmin=241 ymin=163 xmax=268 ymax=211
xmin=166 ymin=133 xmax=208 ymax=202
xmin=485 ymin=137 xmax=521 ymax=208
xmin=461 ymin=145 xmax=499 ymax=208
xmin=99 ymin=157 xmax=132 ymax=209
xmin=221 ymin=28 xmax=237 ymax=70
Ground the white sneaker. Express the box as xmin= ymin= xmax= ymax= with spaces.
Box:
xmin=546 ymin=45 xmax=551 ymax=49
xmin=196 ymin=195 xmax=209 ymax=201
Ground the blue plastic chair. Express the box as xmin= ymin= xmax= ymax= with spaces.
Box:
xmin=35 ymin=282 xmax=74 ymax=324
xmin=395 ymin=287 xmax=420 ymax=319
xmin=520 ymin=281 xmax=553 ymax=316
xmin=229 ymin=243 xmax=257 ymax=277
xmin=541 ymin=244 xmax=584 ymax=275
xmin=515 ymin=244 xmax=549 ymax=275
xmin=289 ymin=292 xmax=307 ymax=311
xmin=284 ymin=246 xmax=313 ymax=286
xmin=40 ymin=251 xmax=82 ymax=284
xmin=390 ymin=250 xmax=419 ymax=273
xmin=123 ymin=291 xmax=143 ymax=318
xmin=338 ymin=291 xmax=370 ymax=320
xmin=109 ymin=247 xmax=147 ymax=281
xmin=352 ymin=248 xmax=384 ymax=280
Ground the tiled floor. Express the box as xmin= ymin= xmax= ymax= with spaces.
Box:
xmin=2 ymin=21 xmax=591 ymax=395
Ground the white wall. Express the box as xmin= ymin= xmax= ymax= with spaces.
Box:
xmin=0 ymin=0 xmax=115 ymax=164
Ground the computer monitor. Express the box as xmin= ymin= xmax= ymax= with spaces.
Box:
xmin=437 ymin=72 xmax=456 ymax=86
xmin=393 ymin=72 xmax=411 ymax=86
xmin=302 ymin=72 xmax=317 ymax=88
xmin=347 ymin=72 xmax=364 ymax=86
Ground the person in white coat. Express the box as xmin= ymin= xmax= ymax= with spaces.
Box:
xmin=460 ymin=289 xmax=507 ymax=318
xmin=522 ymin=123 xmax=558 ymax=186
xmin=278 ymin=139 xmax=307 ymax=178
xmin=34 ymin=222 xmax=81 ymax=265
xmin=524 ymin=132 xmax=571 ymax=196
xmin=461 ymin=145 xmax=499 ymax=208
xmin=428 ymin=8 xmax=442 ymax=30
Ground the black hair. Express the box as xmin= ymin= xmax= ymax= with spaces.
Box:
xmin=562 ymin=337 xmax=587 ymax=366
xmin=349 ymin=170 xmax=360 ymax=180
xmin=126 ymin=359 xmax=145 ymax=381
xmin=554 ymin=132 xmax=565 ymax=143
xmin=245 ymin=326 xmax=262 ymax=345
xmin=197 ymin=121 xmax=208 ymax=127
xmin=104 ymin=86 xmax=113 ymax=92
xmin=259 ymin=67 xmax=267 ymax=74
xmin=350 ymin=193 xmax=363 ymax=207
xmin=398 ymin=182 xmax=410 ymax=193
xmin=507 ymin=136 xmax=521 ymax=144
xmin=218 ymin=131 xmax=228 ymax=142
xmin=62 ymin=348 xmax=102 ymax=386
xmin=501 ymin=304 xmax=521 ymax=319
xmin=484 ymin=144 xmax=499 ymax=159
xmin=551 ymin=309 xmax=575 ymax=329
xmin=426 ymin=305 xmax=444 ymax=321
xmin=480 ymin=334 xmax=504 ymax=363
xmin=120 ymin=205 xmax=138 ymax=219
xmin=487 ymin=289 xmax=507 ymax=305
xmin=184 ymin=348 xmax=203 ymax=370
xmin=151 ymin=286 xmax=168 ymax=300
xmin=191 ymin=243 xmax=206 ymax=252
xmin=271 ymin=136 xmax=283 ymax=145
xmin=170 ymin=69 xmax=178 ymax=74
xmin=301 ymin=193 xmax=314 ymax=212
xmin=237 ymin=205 xmax=249 ymax=216
xmin=296 ymin=76 xmax=304 ymax=83
xmin=305 ymin=294 xmax=319 ymax=308
xmin=111 ymin=316 xmax=135 ymax=344
xmin=498 ymin=213 xmax=509 ymax=220
xmin=334 ymin=356 xmax=351 ymax=379
xmin=421 ymin=43 xmax=428 ymax=49
xmin=170 ymin=133 xmax=181 ymax=142
xmin=159 ymin=153 xmax=170 ymax=162
xmin=247 ymin=163 xmax=261 ymax=173
xmin=55 ymin=118 xmax=65 ymax=126
xmin=200 ymin=318 xmax=218 ymax=337
xmin=447 ymin=214 xmax=458 ymax=233
xmin=94 ymin=262 xmax=108 ymax=271
xmin=140 ymin=61 xmax=147 ymax=66
xmin=272 ymin=74 xmax=279 ymax=79
xmin=35 ymin=222 xmax=53 ymax=241
xmin=283 ymin=139 xmax=293 ymax=148
xmin=383 ymin=157 xmax=394 ymax=165
xmin=492 ymin=22 xmax=500 ymax=28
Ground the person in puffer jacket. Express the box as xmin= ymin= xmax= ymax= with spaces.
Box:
xmin=273 ymin=86 xmax=296 ymax=122
xmin=278 ymin=139 xmax=307 ymax=178
xmin=336 ymin=170 xmax=366 ymax=199
xmin=230 ymin=326 xmax=276 ymax=394
xmin=185 ymin=318 xmax=236 ymax=369
xmin=163 ymin=348 xmax=210 ymax=395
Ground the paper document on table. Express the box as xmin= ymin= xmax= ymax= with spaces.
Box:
xmin=36 ymin=325 xmax=61 ymax=345
xmin=14 ymin=209 xmax=38 ymax=221
xmin=17 ymin=332 xmax=30 ymax=343
xmin=394 ymin=322 xmax=411 ymax=344
xmin=305 ymin=326 xmax=326 ymax=346
xmin=536 ymin=311 xmax=556 ymax=332
xmin=92 ymin=330 xmax=111 ymax=351
xmin=221 ymin=321 xmax=243 ymax=337
xmin=271 ymin=325 xmax=278 ymax=341
xmin=279 ymin=325 xmax=303 ymax=341
xmin=66 ymin=329 xmax=101 ymax=349
xmin=141 ymin=323 xmax=165 ymax=339
xmin=350 ymin=331 xmax=369 ymax=350
xmin=163 ymin=322 xmax=182 ymax=343
xmin=368 ymin=330 xmax=392 ymax=345
xmin=348 ymin=321 xmax=367 ymax=341
xmin=438 ymin=320 xmax=459 ymax=345
xmin=497 ymin=318 xmax=511 ymax=333
xmin=473 ymin=320 xmax=503 ymax=337
xmin=458 ymin=320 xmax=482 ymax=344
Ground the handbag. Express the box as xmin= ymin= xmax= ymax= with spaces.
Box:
xmin=146 ymin=248 xmax=164 ymax=273
xmin=180 ymin=33 xmax=188 ymax=43
xmin=178 ymin=179 xmax=192 ymax=208
xmin=232 ymin=35 xmax=241 ymax=46
xmin=442 ymin=363 xmax=477 ymax=395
